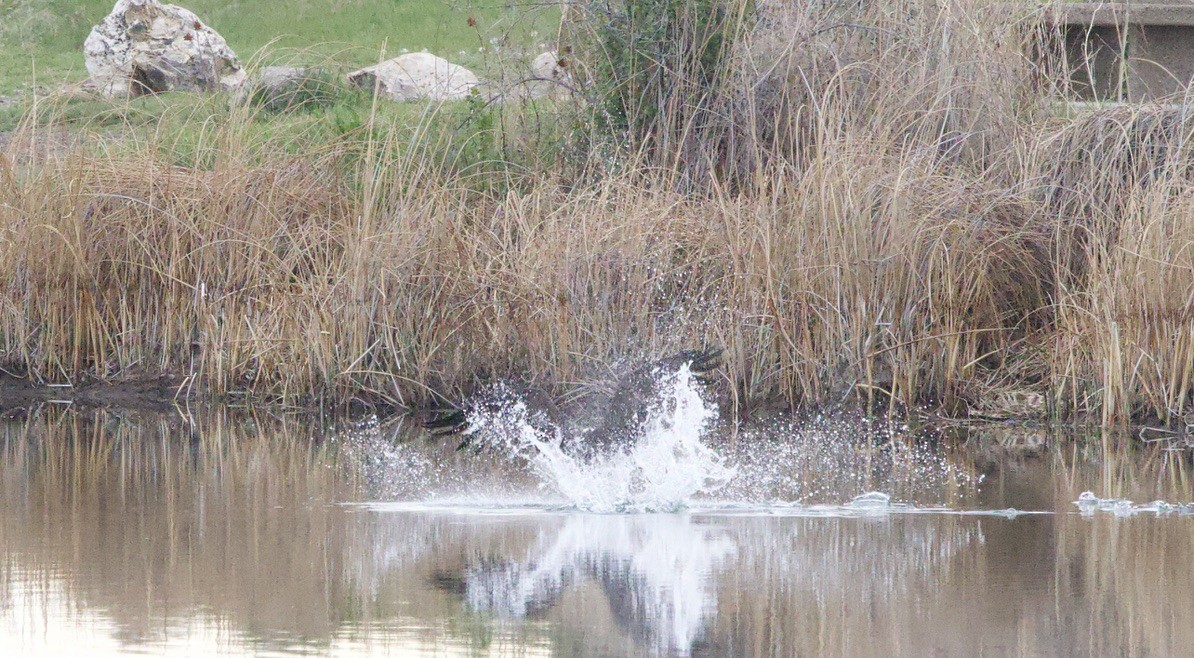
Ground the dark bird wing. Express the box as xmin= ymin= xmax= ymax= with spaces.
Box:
xmin=423 ymin=408 xmax=467 ymax=435
xmin=421 ymin=347 xmax=722 ymax=455
xmin=583 ymin=347 xmax=722 ymax=454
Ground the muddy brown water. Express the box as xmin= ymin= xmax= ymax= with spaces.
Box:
xmin=0 ymin=408 xmax=1190 ymax=657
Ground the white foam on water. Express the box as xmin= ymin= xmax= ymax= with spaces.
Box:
xmin=359 ymin=499 xmax=1054 ymax=519
xmin=464 ymin=365 xmax=735 ymax=512
xmin=1074 ymin=491 xmax=1194 ymax=517
xmin=849 ymin=491 xmax=893 ymax=508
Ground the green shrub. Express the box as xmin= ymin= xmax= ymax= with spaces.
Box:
xmin=247 ymin=69 xmax=348 ymax=114
xmin=579 ymin=0 xmax=750 ymax=153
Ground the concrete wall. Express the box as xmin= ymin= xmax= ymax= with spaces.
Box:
xmin=1065 ymin=25 xmax=1127 ymax=100
xmin=1053 ymin=2 xmax=1194 ymax=101
xmin=1129 ymin=24 xmax=1194 ymax=99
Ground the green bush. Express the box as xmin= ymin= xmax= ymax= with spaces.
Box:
xmin=247 ymin=69 xmax=347 ymax=114
xmin=583 ymin=0 xmax=749 ymax=150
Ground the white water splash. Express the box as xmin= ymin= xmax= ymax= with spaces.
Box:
xmin=465 ymin=365 xmax=735 ymax=512
xmin=338 ymin=371 xmax=978 ymax=509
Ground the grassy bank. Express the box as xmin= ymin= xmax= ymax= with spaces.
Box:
xmin=0 ymin=0 xmax=558 ymax=95
xmin=2 ymin=0 xmax=1193 ymax=432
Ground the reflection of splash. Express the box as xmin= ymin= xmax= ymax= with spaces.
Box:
xmin=346 ymin=506 xmax=981 ymax=657
xmin=450 ymin=515 xmax=734 ymax=656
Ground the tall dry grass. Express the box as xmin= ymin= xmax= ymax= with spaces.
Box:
xmin=1036 ymin=105 xmax=1194 ymax=426
xmin=0 ymin=0 xmax=1192 ymax=429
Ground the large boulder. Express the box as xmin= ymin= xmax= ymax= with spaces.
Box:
xmin=84 ymin=0 xmax=245 ymax=98
xmin=347 ymin=53 xmax=480 ymax=102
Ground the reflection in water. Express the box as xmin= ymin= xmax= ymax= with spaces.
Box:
xmin=0 ymin=408 xmax=1190 ymax=656
xmin=450 ymin=515 xmax=734 ymax=654
xmin=356 ymin=509 xmax=982 ymax=657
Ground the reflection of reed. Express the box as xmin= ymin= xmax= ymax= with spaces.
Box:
xmin=1053 ymin=440 xmax=1192 ymax=504
xmin=1052 ymin=513 xmax=1194 ymax=657
xmin=0 ymin=408 xmax=365 ymax=647
xmin=1051 ymin=446 xmax=1194 ymax=657
xmin=694 ymin=515 xmax=985 ymax=656
xmin=0 ymin=408 xmax=561 ymax=653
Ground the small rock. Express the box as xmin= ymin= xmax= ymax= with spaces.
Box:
xmin=525 ymin=50 xmax=570 ymax=99
xmin=55 ymin=79 xmax=104 ymax=101
xmin=532 ymin=51 xmax=569 ymax=85
xmin=347 ymin=53 xmax=480 ymax=102
xmin=84 ymin=0 xmax=245 ymax=98
xmin=253 ymin=66 xmax=310 ymax=91
xmin=525 ymin=51 xmax=571 ymax=99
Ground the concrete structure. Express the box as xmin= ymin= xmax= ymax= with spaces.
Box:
xmin=1050 ymin=2 xmax=1194 ymax=100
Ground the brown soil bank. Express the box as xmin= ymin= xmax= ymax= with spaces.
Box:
xmin=0 ymin=372 xmax=188 ymax=415
xmin=1 ymin=0 xmax=1192 ymax=431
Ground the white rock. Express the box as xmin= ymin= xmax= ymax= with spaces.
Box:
xmin=347 ymin=53 xmax=480 ymax=102
xmin=84 ymin=0 xmax=245 ymax=98
xmin=532 ymin=51 xmax=569 ymax=85
xmin=254 ymin=66 xmax=310 ymax=90
xmin=525 ymin=51 xmax=572 ymax=99
xmin=245 ymin=65 xmax=312 ymax=97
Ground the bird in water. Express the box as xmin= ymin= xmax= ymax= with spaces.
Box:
xmin=423 ymin=347 xmax=722 ymax=458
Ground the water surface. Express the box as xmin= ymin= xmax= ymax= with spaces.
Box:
xmin=1 ymin=407 xmax=1191 ymax=657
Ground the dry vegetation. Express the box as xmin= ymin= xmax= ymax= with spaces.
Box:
xmin=1 ymin=0 xmax=1192 ymax=430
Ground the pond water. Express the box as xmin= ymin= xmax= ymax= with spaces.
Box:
xmin=0 ymin=401 xmax=1191 ymax=657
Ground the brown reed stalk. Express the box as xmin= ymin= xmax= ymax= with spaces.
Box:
xmin=0 ymin=1 xmax=1190 ymax=429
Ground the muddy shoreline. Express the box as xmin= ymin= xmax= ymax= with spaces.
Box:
xmin=0 ymin=372 xmax=410 ymax=418
xmin=0 ymin=373 xmax=194 ymax=414
xmin=2 ymin=373 xmax=1190 ymax=457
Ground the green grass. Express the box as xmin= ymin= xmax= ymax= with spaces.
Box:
xmin=0 ymin=0 xmax=564 ymax=144
xmin=10 ymin=75 xmax=573 ymax=192
xmin=0 ymin=0 xmax=560 ymax=95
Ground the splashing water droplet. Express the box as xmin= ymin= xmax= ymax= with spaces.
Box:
xmin=848 ymin=491 xmax=892 ymax=509
xmin=468 ymin=365 xmax=734 ymax=512
xmin=340 ymin=374 xmax=979 ymax=510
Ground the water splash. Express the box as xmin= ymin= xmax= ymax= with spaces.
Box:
xmin=714 ymin=416 xmax=979 ymax=506
xmin=331 ymin=417 xmax=441 ymax=499
xmin=464 ymin=365 xmax=735 ymax=512
xmin=337 ymin=374 xmax=978 ymax=510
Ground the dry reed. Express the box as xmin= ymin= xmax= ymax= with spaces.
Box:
xmin=0 ymin=0 xmax=1191 ymax=430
